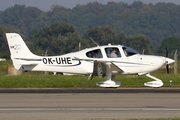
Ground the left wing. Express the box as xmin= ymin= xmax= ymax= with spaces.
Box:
xmin=73 ymin=57 xmax=124 ymax=78
xmin=110 ymin=62 xmax=124 ymax=73
xmin=92 ymin=61 xmax=124 ymax=78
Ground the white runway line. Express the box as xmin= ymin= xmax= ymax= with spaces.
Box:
xmin=0 ymin=108 xmax=180 ymax=111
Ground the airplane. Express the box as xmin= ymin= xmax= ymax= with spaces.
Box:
xmin=6 ymin=33 xmax=174 ymax=88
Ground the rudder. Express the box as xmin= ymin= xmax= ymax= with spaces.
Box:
xmin=6 ymin=33 xmax=34 ymax=58
xmin=6 ymin=33 xmax=39 ymax=70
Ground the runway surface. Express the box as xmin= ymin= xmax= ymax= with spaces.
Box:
xmin=0 ymin=87 xmax=180 ymax=93
xmin=0 ymin=88 xmax=180 ymax=119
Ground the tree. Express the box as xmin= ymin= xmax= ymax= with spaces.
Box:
xmin=31 ymin=21 xmax=79 ymax=55
xmin=116 ymin=31 xmax=127 ymax=45
xmin=82 ymin=26 xmax=117 ymax=46
xmin=126 ymin=34 xmax=152 ymax=54
xmin=159 ymin=37 xmax=180 ymax=57
xmin=1 ymin=2 xmax=180 ymax=50
xmin=0 ymin=25 xmax=19 ymax=58
xmin=51 ymin=21 xmax=75 ymax=36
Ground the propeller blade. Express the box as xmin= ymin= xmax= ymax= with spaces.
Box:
xmin=166 ymin=47 xmax=168 ymax=57
xmin=166 ymin=64 xmax=169 ymax=74
xmin=165 ymin=58 xmax=175 ymax=74
xmin=166 ymin=40 xmax=168 ymax=57
xmin=166 ymin=40 xmax=169 ymax=74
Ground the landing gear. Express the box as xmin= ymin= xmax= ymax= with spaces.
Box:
xmin=144 ymin=73 xmax=163 ymax=88
xmin=96 ymin=62 xmax=121 ymax=88
xmin=96 ymin=79 xmax=121 ymax=88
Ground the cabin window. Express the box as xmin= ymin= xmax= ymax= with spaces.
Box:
xmin=122 ymin=46 xmax=139 ymax=57
xmin=86 ymin=49 xmax=103 ymax=58
xmin=105 ymin=47 xmax=121 ymax=58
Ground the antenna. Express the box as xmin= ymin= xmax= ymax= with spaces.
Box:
xmin=45 ymin=50 xmax=48 ymax=56
xmin=142 ymin=49 xmax=145 ymax=54
xmin=89 ymin=37 xmax=99 ymax=46
xmin=79 ymin=43 xmax=81 ymax=51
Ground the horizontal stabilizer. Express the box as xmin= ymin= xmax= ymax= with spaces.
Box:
xmin=14 ymin=58 xmax=41 ymax=66
xmin=21 ymin=63 xmax=39 ymax=66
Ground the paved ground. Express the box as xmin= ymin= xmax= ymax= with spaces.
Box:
xmin=0 ymin=87 xmax=180 ymax=93
xmin=0 ymin=87 xmax=180 ymax=119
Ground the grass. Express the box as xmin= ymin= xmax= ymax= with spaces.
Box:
xmin=0 ymin=73 xmax=179 ymax=87
xmin=0 ymin=60 xmax=179 ymax=87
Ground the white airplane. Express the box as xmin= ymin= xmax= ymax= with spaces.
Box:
xmin=6 ymin=33 xmax=174 ymax=88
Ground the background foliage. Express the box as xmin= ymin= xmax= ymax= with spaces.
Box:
xmin=0 ymin=1 xmax=180 ymax=58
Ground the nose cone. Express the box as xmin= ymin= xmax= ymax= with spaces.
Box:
xmin=166 ymin=57 xmax=174 ymax=64
xmin=140 ymin=55 xmax=166 ymax=72
xmin=140 ymin=55 xmax=174 ymax=73
xmin=154 ymin=56 xmax=166 ymax=69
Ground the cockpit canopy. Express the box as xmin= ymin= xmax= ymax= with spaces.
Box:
xmin=86 ymin=46 xmax=139 ymax=58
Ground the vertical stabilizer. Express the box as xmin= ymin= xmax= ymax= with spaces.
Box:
xmin=6 ymin=33 xmax=35 ymax=58
xmin=6 ymin=33 xmax=40 ymax=70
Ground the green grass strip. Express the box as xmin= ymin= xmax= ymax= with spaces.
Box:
xmin=0 ymin=74 xmax=179 ymax=87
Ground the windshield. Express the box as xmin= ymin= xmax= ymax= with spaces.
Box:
xmin=123 ymin=46 xmax=139 ymax=57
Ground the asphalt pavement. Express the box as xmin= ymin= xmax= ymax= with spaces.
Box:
xmin=0 ymin=87 xmax=179 ymax=93
xmin=0 ymin=92 xmax=180 ymax=119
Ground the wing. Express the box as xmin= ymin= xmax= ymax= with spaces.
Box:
xmin=110 ymin=62 xmax=123 ymax=73
xmin=73 ymin=57 xmax=124 ymax=77
xmin=92 ymin=61 xmax=124 ymax=77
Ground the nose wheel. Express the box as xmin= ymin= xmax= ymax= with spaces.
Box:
xmin=144 ymin=73 xmax=164 ymax=87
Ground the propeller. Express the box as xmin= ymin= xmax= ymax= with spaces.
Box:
xmin=166 ymin=41 xmax=169 ymax=74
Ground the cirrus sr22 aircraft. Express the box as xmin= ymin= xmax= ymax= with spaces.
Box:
xmin=6 ymin=33 xmax=174 ymax=88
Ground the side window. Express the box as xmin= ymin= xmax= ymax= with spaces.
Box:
xmin=105 ymin=47 xmax=121 ymax=58
xmin=86 ymin=49 xmax=103 ymax=58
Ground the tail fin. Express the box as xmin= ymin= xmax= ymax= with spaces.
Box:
xmin=6 ymin=33 xmax=34 ymax=58
xmin=6 ymin=33 xmax=40 ymax=70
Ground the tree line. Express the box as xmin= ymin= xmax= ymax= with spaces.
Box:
xmin=25 ymin=21 xmax=154 ymax=56
xmin=1 ymin=1 xmax=180 ymax=49
xmin=1 ymin=21 xmax=178 ymax=59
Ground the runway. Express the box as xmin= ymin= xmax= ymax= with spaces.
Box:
xmin=0 ymin=87 xmax=180 ymax=93
xmin=0 ymin=90 xmax=180 ymax=119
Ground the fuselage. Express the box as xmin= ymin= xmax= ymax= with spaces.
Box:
xmin=17 ymin=44 xmax=173 ymax=75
